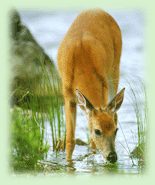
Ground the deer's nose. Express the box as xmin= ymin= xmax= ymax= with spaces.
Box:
xmin=107 ymin=152 xmax=117 ymax=163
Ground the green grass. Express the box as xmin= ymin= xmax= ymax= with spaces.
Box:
xmin=10 ymin=107 xmax=50 ymax=171
xmin=120 ymin=75 xmax=148 ymax=170
xmin=127 ymin=77 xmax=147 ymax=158
xmin=10 ymin=60 xmax=65 ymax=171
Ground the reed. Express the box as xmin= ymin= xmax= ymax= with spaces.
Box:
xmin=127 ymin=76 xmax=147 ymax=156
xmin=10 ymin=57 xmax=65 ymax=171
xmin=120 ymin=75 xmax=147 ymax=167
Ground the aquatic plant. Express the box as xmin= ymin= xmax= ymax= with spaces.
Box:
xmin=120 ymin=75 xmax=147 ymax=169
xmin=127 ymin=76 xmax=147 ymax=160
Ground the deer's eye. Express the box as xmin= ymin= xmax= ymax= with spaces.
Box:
xmin=94 ymin=129 xmax=102 ymax=136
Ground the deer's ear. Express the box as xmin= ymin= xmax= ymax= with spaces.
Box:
xmin=105 ymin=88 xmax=125 ymax=113
xmin=76 ymin=89 xmax=94 ymax=112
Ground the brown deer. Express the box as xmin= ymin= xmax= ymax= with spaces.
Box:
xmin=57 ymin=8 xmax=125 ymax=163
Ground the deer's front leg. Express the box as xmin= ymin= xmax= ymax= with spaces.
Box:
xmin=65 ymin=98 xmax=77 ymax=161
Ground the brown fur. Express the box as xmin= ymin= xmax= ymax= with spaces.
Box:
xmin=93 ymin=111 xmax=115 ymax=135
xmin=57 ymin=8 xmax=123 ymax=162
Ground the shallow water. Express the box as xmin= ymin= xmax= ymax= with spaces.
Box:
xmin=18 ymin=9 xmax=145 ymax=176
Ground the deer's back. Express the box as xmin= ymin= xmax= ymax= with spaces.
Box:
xmin=57 ymin=9 xmax=122 ymax=107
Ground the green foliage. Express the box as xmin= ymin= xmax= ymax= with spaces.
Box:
xmin=10 ymin=107 xmax=50 ymax=170
xmin=10 ymin=61 xmax=65 ymax=171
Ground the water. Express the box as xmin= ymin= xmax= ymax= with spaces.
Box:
xmin=18 ymin=9 xmax=145 ymax=176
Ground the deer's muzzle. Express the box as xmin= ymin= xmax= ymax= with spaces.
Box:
xmin=107 ymin=152 xmax=117 ymax=163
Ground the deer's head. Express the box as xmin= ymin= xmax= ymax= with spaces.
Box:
xmin=76 ymin=88 xmax=125 ymax=163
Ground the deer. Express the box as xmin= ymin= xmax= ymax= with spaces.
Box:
xmin=57 ymin=8 xmax=125 ymax=164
